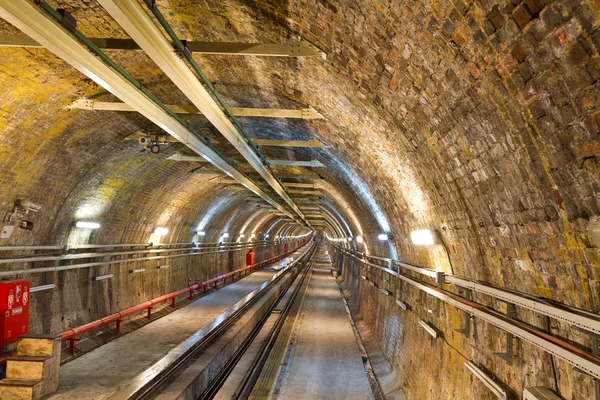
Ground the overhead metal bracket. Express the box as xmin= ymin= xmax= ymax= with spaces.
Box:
xmin=455 ymin=288 xmax=474 ymax=339
xmin=493 ymin=303 xmax=516 ymax=365
xmin=0 ymin=34 xmax=327 ymax=57
xmin=67 ymin=98 xmax=326 ymax=120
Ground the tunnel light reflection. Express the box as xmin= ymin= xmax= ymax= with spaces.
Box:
xmin=154 ymin=227 xmax=169 ymax=235
xmin=410 ymin=229 xmax=435 ymax=245
xmin=356 ymin=236 xmax=364 ymax=243
xmin=75 ymin=221 xmax=100 ymax=229
xmin=378 ymin=234 xmax=389 ymax=241
xmin=197 ymin=231 xmax=206 ymax=236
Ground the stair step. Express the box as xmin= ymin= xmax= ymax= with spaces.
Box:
xmin=17 ymin=336 xmax=56 ymax=357
xmin=0 ymin=378 xmax=42 ymax=400
xmin=9 ymin=355 xmax=49 ymax=362
xmin=0 ymin=378 xmax=42 ymax=387
xmin=7 ymin=357 xmax=46 ymax=380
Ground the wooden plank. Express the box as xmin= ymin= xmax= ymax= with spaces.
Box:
xmin=0 ymin=35 xmax=325 ymax=57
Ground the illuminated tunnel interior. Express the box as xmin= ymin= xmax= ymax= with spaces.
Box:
xmin=0 ymin=1 xmax=599 ymax=399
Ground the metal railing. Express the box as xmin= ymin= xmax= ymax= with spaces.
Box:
xmin=332 ymin=245 xmax=600 ymax=379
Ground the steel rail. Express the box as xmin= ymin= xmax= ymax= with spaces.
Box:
xmin=0 ymin=242 xmax=272 ymax=264
xmin=0 ymin=0 xmax=305 ymax=226
xmin=198 ymin=244 xmax=317 ymax=400
xmin=108 ymin=242 xmax=314 ymax=400
xmin=0 ymin=240 xmax=290 ymax=253
xmin=348 ymin=249 xmax=600 ymax=335
xmin=97 ymin=0 xmax=310 ymax=227
xmin=334 ymin=246 xmax=600 ymax=379
xmin=60 ymin=245 xmax=308 ymax=354
xmin=0 ymin=244 xmax=282 ymax=277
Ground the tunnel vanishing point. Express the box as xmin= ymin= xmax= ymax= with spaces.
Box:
xmin=0 ymin=0 xmax=599 ymax=399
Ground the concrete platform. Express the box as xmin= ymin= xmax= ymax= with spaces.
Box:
xmin=274 ymin=247 xmax=373 ymax=399
xmin=46 ymin=253 xmax=300 ymax=400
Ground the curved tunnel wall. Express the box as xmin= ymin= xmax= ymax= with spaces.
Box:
xmin=0 ymin=0 xmax=599 ymax=398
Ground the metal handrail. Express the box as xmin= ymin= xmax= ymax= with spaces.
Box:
xmin=60 ymin=242 xmax=309 ymax=354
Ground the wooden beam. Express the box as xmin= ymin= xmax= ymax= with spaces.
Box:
xmin=0 ymin=35 xmax=326 ymax=57
xmin=268 ymin=159 xmax=325 ymax=167
xmin=167 ymin=154 xmax=325 ymax=167
xmin=69 ymin=98 xmax=325 ymax=120
xmin=250 ymin=173 xmax=321 ymax=180
xmin=211 ymin=138 xmax=325 ymax=148
xmin=287 ymin=190 xmax=321 ymax=195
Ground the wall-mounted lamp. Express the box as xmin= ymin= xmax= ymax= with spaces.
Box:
xmin=154 ymin=227 xmax=169 ymax=235
xmin=196 ymin=230 xmax=206 ymax=236
xmin=419 ymin=320 xmax=438 ymax=339
xmin=221 ymin=232 xmax=229 ymax=238
xmin=410 ymin=229 xmax=436 ymax=245
xmin=92 ymin=274 xmax=113 ymax=281
xmin=76 ymin=221 xmax=100 ymax=229
xmin=356 ymin=236 xmax=364 ymax=243
xmin=587 ymin=219 xmax=600 ymax=248
xmin=465 ymin=361 xmax=508 ymax=399
xmin=30 ymin=284 xmax=57 ymax=293
xmin=378 ymin=234 xmax=389 ymax=241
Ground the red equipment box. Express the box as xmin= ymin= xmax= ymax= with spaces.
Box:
xmin=246 ymin=250 xmax=255 ymax=266
xmin=0 ymin=279 xmax=30 ymax=347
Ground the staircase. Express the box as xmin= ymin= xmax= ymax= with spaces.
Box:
xmin=0 ymin=334 xmax=61 ymax=400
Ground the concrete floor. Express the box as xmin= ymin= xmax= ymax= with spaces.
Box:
xmin=46 ymin=255 xmax=297 ymax=400
xmin=274 ymin=248 xmax=374 ymax=400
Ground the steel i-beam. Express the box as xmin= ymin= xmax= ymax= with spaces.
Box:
xmin=69 ymin=98 xmax=325 ymax=120
xmin=0 ymin=34 xmax=326 ymax=57
xmin=0 ymin=0 xmax=305 ymax=226
xmin=97 ymin=0 xmax=309 ymax=226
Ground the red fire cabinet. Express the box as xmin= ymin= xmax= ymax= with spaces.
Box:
xmin=246 ymin=250 xmax=255 ymax=266
xmin=0 ymin=279 xmax=30 ymax=347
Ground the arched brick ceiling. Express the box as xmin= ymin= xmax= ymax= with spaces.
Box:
xmin=1 ymin=0 xmax=599 ymax=312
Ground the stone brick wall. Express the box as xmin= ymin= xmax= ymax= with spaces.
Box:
xmin=335 ymin=246 xmax=595 ymax=399
xmin=1 ymin=0 xmax=600 ymax=397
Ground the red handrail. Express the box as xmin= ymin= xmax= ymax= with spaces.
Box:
xmin=60 ymin=243 xmax=307 ymax=353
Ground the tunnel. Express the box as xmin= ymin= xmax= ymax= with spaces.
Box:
xmin=0 ymin=0 xmax=598 ymax=399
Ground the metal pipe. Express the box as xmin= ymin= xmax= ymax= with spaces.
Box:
xmin=97 ymin=0 xmax=309 ymax=227
xmin=0 ymin=0 xmax=302 ymax=226
xmin=60 ymin=243 xmax=308 ymax=353
xmin=0 ymin=244 xmax=274 ymax=277
xmin=335 ymin=247 xmax=600 ymax=379
xmin=337 ymin=247 xmax=600 ymax=335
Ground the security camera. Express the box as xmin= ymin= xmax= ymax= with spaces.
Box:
xmin=138 ymin=136 xmax=150 ymax=145
xmin=16 ymin=199 xmax=41 ymax=213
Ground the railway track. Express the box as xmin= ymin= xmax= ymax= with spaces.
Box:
xmin=108 ymin=241 xmax=320 ymax=400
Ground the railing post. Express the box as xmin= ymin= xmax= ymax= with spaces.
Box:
xmin=147 ymin=307 xmax=152 ymax=318
xmin=116 ymin=319 xmax=122 ymax=333
xmin=171 ymin=298 xmax=176 ymax=308
xmin=69 ymin=337 xmax=76 ymax=354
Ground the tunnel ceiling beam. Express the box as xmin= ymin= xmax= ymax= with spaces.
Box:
xmin=0 ymin=34 xmax=325 ymax=57
xmin=167 ymin=154 xmax=325 ymax=167
xmin=0 ymin=0 xmax=309 ymax=227
xmin=191 ymin=170 xmax=321 ymax=180
xmin=97 ymin=0 xmax=309 ymax=227
xmin=210 ymin=138 xmax=325 ymax=148
xmin=217 ymin=179 xmax=322 ymax=189
xmin=69 ymin=98 xmax=325 ymax=120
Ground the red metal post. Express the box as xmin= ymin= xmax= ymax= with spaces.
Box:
xmin=116 ymin=319 xmax=122 ymax=333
